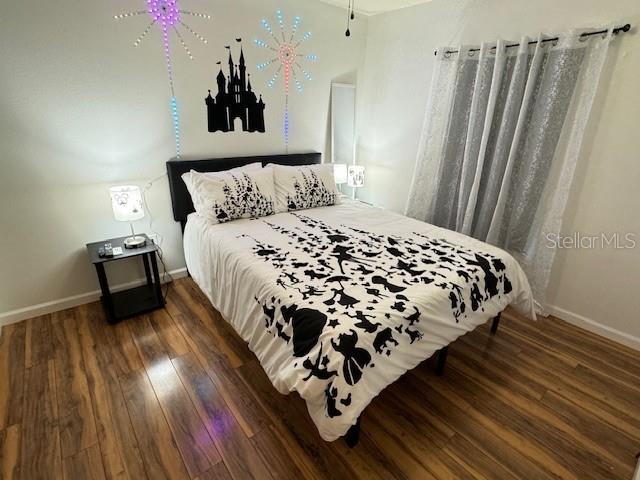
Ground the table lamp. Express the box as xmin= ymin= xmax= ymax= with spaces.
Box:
xmin=333 ymin=164 xmax=348 ymax=192
xmin=109 ymin=185 xmax=147 ymax=248
xmin=347 ymin=165 xmax=365 ymax=199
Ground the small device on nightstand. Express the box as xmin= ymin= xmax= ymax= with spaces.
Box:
xmin=97 ymin=243 xmax=124 ymax=258
xmin=87 ymin=234 xmax=164 ymax=324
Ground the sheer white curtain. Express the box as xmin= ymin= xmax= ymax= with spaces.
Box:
xmin=406 ymin=29 xmax=614 ymax=312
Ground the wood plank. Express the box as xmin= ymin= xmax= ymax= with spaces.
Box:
xmin=508 ymin=346 xmax=640 ymax=439
xmin=120 ymin=368 xmax=190 ymax=480
xmin=330 ymin=428 xmax=408 ymax=480
xmin=84 ymin=302 xmax=143 ymax=378
xmin=382 ymin=387 xmax=455 ymax=447
xmin=174 ymin=282 xmax=254 ymax=368
xmin=111 ymin=321 xmax=145 ymax=374
xmin=541 ymin=314 xmax=640 ymax=361
xmin=449 ymin=340 xmax=547 ymax=400
xmin=51 ymin=308 xmax=99 ymax=458
xmin=468 ymin=325 xmax=640 ymax=440
xmin=473 ymin=323 xmax=579 ymax=371
xmin=149 ymin=309 xmax=190 ymax=359
xmin=24 ymin=314 xmax=54 ymax=369
xmin=369 ymin=395 xmax=473 ymax=480
xmin=63 ymin=444 xmax=107 ymax=480
xmin=249 ymin=426 xmax=305 ymax=480
xmin=128 ymin=316 xmax=221 ymax=478
xmin=443 ymin=433 xmax=519 ymax=480
xmin=195 ymin=463 xmax=233 ymax=480
xmin=170 ymin=310 xmax=270 ymax=438
xmin=541 ymin=389 xmax=639 ymax=472
xmin=236 ymin=360 xmax=356 ymax=480
xmin=446 ymin=360 xmax=630 ymax=479
xmin=10 ymin=277 xmax=640 ymax=480
xmin=549 ymin=370 xmax=640 ymax=441
xmin=502 ymin=313 xmax=640 ymax=385
xmin=76 ymin=303 xmax=148 ymax=480
xmin=571 ymin=363 xmax=640 ymax=411
xmin=89 ymin=375 xmax=147 ymax=480
xmin=0 ymin=322 xmax=25 ymax=430
xmin=172 ymin=352 xmax=273 ymax=480
xmin=464 ymin=324 xmax=523 ymax=357
xmin=363 ymin=413 xmax=438 ymax=480
xmin=419 ymin=366 xmax=588 ymax=479
xmin=20 ymin=360 xmax=62 ymax=479
xmin=179 ymin=281 xmax=254 ymax=366
xmin=405 ymin=368 xmax=557 ymax=480
xmin=0 ymin=424 xmax=21 ymax=480
xmin=460 ymin=328 xmax=640 ymax=439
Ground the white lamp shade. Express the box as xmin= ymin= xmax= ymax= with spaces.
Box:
xmin=333 ymin=163 xmax=348 ymax=184
xmin=347 ymin=165 xmax=365 ymax=188
xmin=110 ymin=186 xmax=145 ymax=222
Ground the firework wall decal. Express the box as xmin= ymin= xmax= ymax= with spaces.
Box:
xmin=114 ymin=0 xmax=212 ymax=158
xmin=254 ymin=10 xmax=317 ymax=152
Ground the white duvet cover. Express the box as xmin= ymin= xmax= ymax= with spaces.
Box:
xmin=184 ymin=199 xmax=535 ymax=441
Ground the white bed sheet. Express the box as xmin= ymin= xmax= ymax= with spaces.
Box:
xmin=184 ymin=199 xmax=535 ymax=441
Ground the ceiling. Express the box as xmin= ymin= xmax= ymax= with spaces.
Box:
xmin=316 ymin=0 xmax=433 ymax=16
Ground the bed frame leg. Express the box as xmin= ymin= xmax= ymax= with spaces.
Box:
xmin=491 ymin=313 xmax=502 ymax=335
xmin=345 ymin=417 xmax=361 ymax=448
xmin=435 ymin=346 xmax=449 ymax=376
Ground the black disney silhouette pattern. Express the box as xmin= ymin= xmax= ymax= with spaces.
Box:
xmin=213 ymin=173 xmax=275 ymax=223
xmin=286 ymin=169 xmax=338 ymax=211
xmin=244 ymin=214 xmax=512 ymax=418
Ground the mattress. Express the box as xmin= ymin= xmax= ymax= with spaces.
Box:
xmin=183 ymin=199 xmax=535 ymax=441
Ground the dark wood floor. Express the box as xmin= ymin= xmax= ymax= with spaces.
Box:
xmin=1 ymin=277 xmax=639 ymax=479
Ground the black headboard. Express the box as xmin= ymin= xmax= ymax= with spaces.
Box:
xmin=166 ymin=152 xmax=322 ymax=231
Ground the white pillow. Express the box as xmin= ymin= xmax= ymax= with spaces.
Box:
xmin=182 ymin=167 xmax=276 ymax=223
xmin=205 ymin=162 xmax=262 ymax=176
xmin=269 ymin=163 xmax=341 ymax=213
xmin=182 ymin=163 xmax=263 ymax=218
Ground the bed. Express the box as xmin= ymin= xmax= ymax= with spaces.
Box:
xmin=167 ymin=153 xmax=536 ymax=445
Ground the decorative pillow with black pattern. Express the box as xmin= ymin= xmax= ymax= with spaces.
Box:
xmin=269 ymin=163 xmax=341 ymax=213
xmin=182 ymin=167 xmax=276 ymax=224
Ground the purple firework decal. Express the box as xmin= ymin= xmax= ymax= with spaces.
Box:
xmin=114 ymin=0 xmax=212 ymax=157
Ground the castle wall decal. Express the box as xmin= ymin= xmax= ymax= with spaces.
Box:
xmin=206 ymin=40 xmax=266 ymax=133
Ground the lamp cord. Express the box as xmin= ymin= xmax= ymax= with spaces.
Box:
xmin=142 ymin=173 xmax=167 ymax=245
xmin=141 ymin=172 xmax=174 ymax=301
xmin=155 ymin=242 xmax=174 ymax=303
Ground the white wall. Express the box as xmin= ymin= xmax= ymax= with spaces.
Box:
xmin=3 ymin=0 xmax=639 ymax=349
xmin=357 ymin=0 xmax=640 ymax=346
xmin=0 ymin=0 xmax=367 ymax=321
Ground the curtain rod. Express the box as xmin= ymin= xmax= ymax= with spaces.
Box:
xmin=434 ymin=23 xmax=631 ymax=56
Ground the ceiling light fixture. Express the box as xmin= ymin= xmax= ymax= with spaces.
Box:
xmin=345 ymin=0 xmax=356 ymax=37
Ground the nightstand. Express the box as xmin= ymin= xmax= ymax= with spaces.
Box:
xmin=86 ymin=234 xmax=164 ymax=324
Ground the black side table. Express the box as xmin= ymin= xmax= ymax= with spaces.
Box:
xmin=86 ymin=234 xmax=165 ymax=323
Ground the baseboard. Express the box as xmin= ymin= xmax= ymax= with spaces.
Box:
xmin=547 ymin=304 xmax=640 ymax=351
xmin=0 ymin=268 xmax=188 ymax=328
